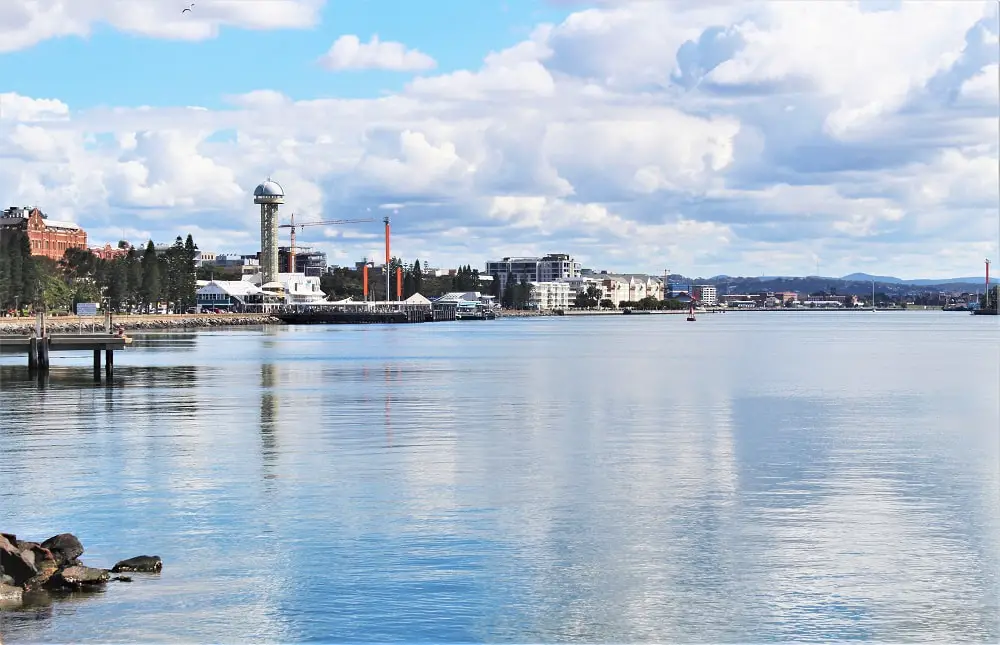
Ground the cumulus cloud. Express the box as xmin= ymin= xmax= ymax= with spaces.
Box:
xmin=319 ymin=35 xmax=436 ymax=72
xmin=0 ymin=0 xmax=323 ymax=51
xmin=0 ymin=0 xmax=997 ymax=278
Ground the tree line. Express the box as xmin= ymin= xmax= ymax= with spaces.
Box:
xmin=0 ymin=233 xmax=199 ymax=315
xmin=319 ymin=259 xmax=487 ymax=301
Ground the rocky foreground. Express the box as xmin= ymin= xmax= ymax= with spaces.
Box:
xmin=0 ymin=313 xmax=279 ymax=335
xmin=0 ymin=532 xmax=162 ymax=608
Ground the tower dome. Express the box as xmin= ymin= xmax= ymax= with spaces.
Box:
xmin=254 ymin=179 xmax=284 ymax=203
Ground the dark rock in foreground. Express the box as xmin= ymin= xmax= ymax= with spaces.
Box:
xmin=41 ymin=534 xmax=84 ymax=566
xmin=0 ymin=532 xmax=161 ymax=609
xmin=46 ymin=565 xmax=110 ymax=590
xmin=111 ymin=555 xmax=162 ymax=573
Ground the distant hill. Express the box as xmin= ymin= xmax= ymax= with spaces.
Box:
xmin=841 ymin=272 xmax=984 ymax=285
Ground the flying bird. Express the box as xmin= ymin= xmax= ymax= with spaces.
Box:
xmin=182 ymin=3 xmax=194 ymax=12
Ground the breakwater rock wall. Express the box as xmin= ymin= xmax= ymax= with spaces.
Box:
xmin=0 ymin=314 xmax=279 ymax=335
xmin=1 ymin=532 xmax=161 ymax=609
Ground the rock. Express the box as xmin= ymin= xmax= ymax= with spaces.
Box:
xmin=111 ymin=555 xmax=162 ymax=573
xmin=112 ymin=576 xmax=132 ymax=583
xmin=0 ymin=582 xmax=23 ymax=605
xmin=0 ymin=536 xmax=38 ymax=586
xmin=46 ymin=565 xmax=110 ymax=590
xmin=0 ymin=574 xmax=14 ymax=586
xmin=41 ymin=534 xmax=84 ymax=566
xmin=0 ymin=533 xmax=16 ymax=544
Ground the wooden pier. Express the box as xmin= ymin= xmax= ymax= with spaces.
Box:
xmin=0 ymin=332 xmax=129 ymax=382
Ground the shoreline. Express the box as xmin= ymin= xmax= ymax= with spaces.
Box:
xmin=0 ymin=313 xmax=279 ymax=335
xmin=0 ymin=306 xmax=963 ymax=335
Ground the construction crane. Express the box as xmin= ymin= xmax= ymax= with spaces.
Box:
xmin=278 ymin=213 xmax=376 ymax=272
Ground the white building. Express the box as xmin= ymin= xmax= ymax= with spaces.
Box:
xmin=195 ymin=251 xmax=217 ymax=267
xmin=485 ymin=254 xmax=581 ymax=292
xmin=244 ymin=272 xmax=327 ymax=306
xmin=196 ymin=280 xmax=273 ymax=312
xmin=693 ymin=285 xmax=718 ymax=305
xmin=529 ymin=281 xmax=571 ymax=310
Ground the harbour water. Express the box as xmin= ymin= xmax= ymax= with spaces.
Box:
xmin=1 ymin=312 xmax=998 ymax=642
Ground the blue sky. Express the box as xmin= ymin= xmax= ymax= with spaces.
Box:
xmin=0 ymin=1 xmax=570 ymax=108
xmin=0 ymin=0 xmax=997 ymax=279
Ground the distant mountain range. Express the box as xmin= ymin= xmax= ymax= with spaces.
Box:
xmin=839 ymin=273 xmax=985 ymax=286
xmin=677 ymin=273 xmax=987 ymax=297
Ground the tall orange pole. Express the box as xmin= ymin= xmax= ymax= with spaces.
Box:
xmin=363 ymin=263 xmax=369 ymax=300
xmin=384 ymin=216 xmax=391 ymax=303
xmin=396 ymin=266 xmax=402 ymax=300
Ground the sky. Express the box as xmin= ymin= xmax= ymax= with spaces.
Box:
xmin=0 ymin=0 xmax=997 ymax=279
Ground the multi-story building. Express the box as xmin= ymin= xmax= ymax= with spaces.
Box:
xmin=0 ymin=207 xmax=87 ymax=260
xmin=90 ymin=243 xmax=129 ymax=261
xmin=195 ymin=251 xmax=217 ymax=267
xmin=692 ymin=285 xmax=718 ymax=305
xmin=529 ymin=281 xmax=571 ymax=310
xmin=278 ymin=247 xmax=327 ymax=276
xmin=485 ymin=253 xmax=581 ymax=292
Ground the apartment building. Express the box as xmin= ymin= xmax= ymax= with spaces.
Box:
xmin=693 ymin=285 xmax=718 ymax=305
xmin=485 ymin=253 xmax=581 ymax=292
xmin=529 ymin=281 xmax=571 ymax=310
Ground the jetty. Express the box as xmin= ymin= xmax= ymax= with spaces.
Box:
xmin=0 ymin=313 xmax=129 ymax=382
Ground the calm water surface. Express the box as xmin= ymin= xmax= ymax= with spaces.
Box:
xmin=1 ymin=312 xmax=997 ymax=643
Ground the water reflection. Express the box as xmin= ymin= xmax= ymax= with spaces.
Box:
xmin=0 ymin=314 xmax=996 ymax=643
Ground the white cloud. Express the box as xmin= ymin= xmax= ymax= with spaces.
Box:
xmin=0 ymin=0 xmax=323 ymax=51
xmin=0 ymin=0 xmax=997 ymax=278
xmin=319 ymin=34 xmax=436 ymax=72
xmin=960 ymin=63 xmax=999 ymax=102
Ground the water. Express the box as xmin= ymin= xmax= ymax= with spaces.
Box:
xmin=1 ymin=312 xmax=997 ymax=643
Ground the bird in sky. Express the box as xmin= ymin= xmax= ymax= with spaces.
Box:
xmin=182 ymin=3 xmax=194 ymax=12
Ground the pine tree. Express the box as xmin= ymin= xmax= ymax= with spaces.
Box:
xmin=183 ymin=234 xmax=198 ymax=311
xmin=140 ymin=241 xmax=160 ymax=312
xmin=412 ymin=259 xmax=423 ymax=295
xmin=125 ymin=247 xmax=142 ymax=311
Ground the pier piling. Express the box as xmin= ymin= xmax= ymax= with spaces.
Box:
xmin=105 ymin=349 xmax=113 ymax=380
xmin=93 ymin=350 xmax=101 ymax=382
xmin=28 ymin=337 xmax=38 ymax=373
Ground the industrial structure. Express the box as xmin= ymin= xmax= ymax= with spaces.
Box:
xmin=278 ymin=212 xmax=374 ymax=273
xmin=253 ymin=178 xmax=284 ymax=285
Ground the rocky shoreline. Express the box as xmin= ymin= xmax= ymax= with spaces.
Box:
xmin=0 ymin=314 xmax=279 ymax=335
xmin=0 ymin=532 xmax=161 ymax=609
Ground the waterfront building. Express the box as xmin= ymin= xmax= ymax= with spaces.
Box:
xmin=693 ymin=285 xmax=718 ymax=305
xmin=485 ymin=254 xmax=581 ymax=292
xmin=529 ymin=281 xmax=571 ymax=310
xmin=0 ymin=206 xmax=87 ymax=260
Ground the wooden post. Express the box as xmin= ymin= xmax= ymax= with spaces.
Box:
xmin=28 ymin=337 xmax=37 ymax=373
xmin=105 ymin=349 xmax=113 ymax=380
xmin=93 ymin=349 xmax=101 ymax=382
xmin=38 ymin=337 xmax=49 ymax=371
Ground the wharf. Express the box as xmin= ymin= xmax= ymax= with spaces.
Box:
xmin=0 ymin=314 xmax=130 ymax=382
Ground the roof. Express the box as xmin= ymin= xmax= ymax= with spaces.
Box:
xmin=404 ymin=293 xmax=432 ymax=305
xmin=199 ymin=280 xmax=264 ymax=296
xmin=253 ymin=180 xmax=284 ymax=199
xmin=44 ymin=219 xmax=81 ymax=230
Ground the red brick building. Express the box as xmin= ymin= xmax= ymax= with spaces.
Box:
xmin=0 ymin=207 xmax=87 ymax=260
xmin=91 ymin=243 xmax=129 ymax=260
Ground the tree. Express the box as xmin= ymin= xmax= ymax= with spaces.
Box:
xmin=599 ymin=298 xmax=615 ymax=309
xmin=140 ymin=241 xmax=160 ymax=312
xmin=182 ymin=234 xmax=198 ymax=311
xmin=125 ymin=247 xmax=142 ymax=310
xmin=411 ymin=259 xmax=423 ymax=295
